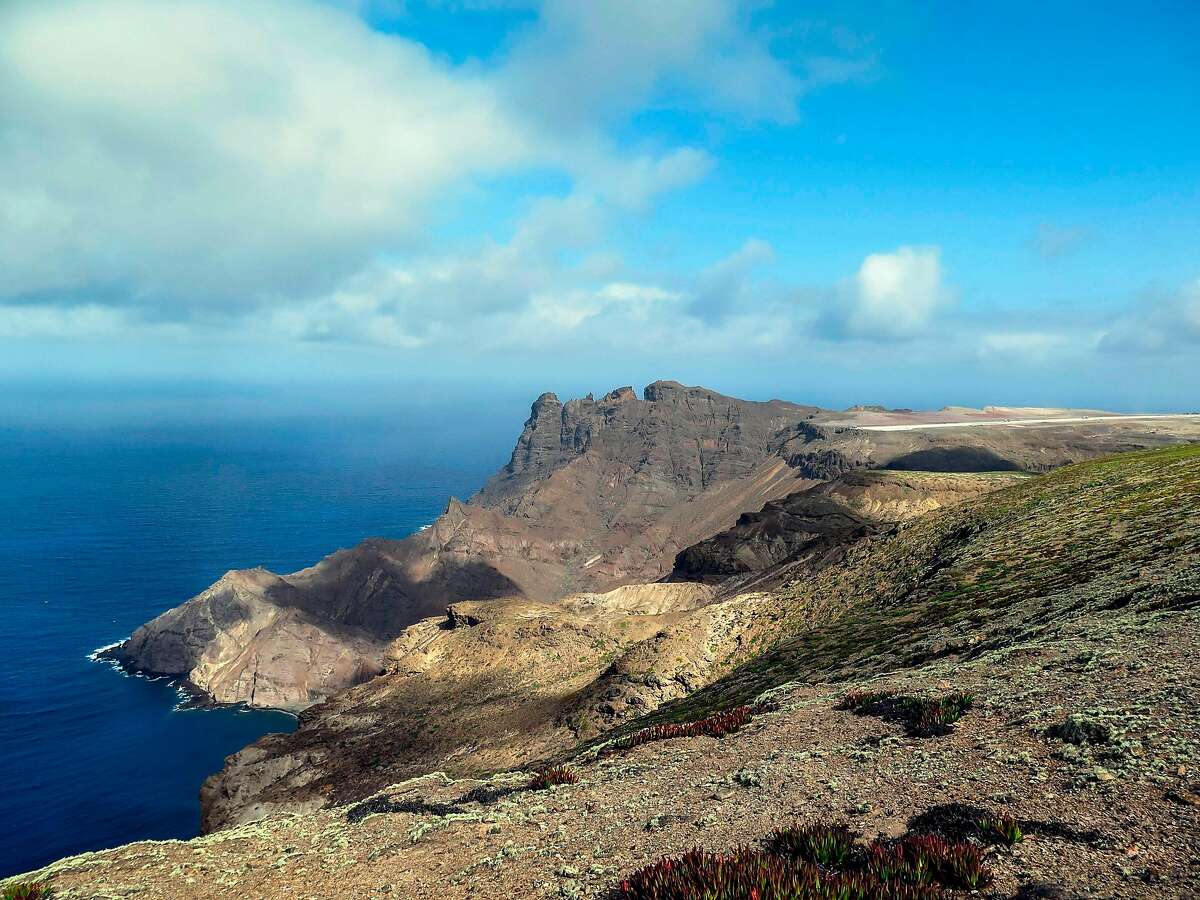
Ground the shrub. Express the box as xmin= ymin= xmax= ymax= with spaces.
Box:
xmin=2 ymin=883 xmax=52 ymax=900
xmin=768 ymin=822 xmax=858 ymax=868
xmin=619 ymin=848 xmax=945 ymax=900
xmin=527 ymin=765 xmax=578 ymax=790
xmin=977 ymin=813 xmax=1023 ymax=846
xmin=617 ymin=819 xmax=995 ymax=898
xmin=837 ymin=689 xmax=897 ymax=711
xmin=895 ymin=835 xmax=991 ymax=890
xmin=905 ymin=693 xmax=974 ymax=737
xmin=603 ymin=702 xmax=773 ymax=756
xmin=1048 ymin=714 xmax=1112 ymax=746
xmin=840 ymin=690 xmax=974 ymax=737
xmin=933 ymin=840 xmax=991 ymax=890
xmin=864 ymin=842 xmax=925 ymax=885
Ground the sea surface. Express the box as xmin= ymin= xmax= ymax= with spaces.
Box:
xmin=0 ymin=395 xmax=519 ymax=877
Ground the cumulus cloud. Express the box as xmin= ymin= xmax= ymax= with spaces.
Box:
xmin=501 ymin=0 xmax=808 ymax=128
xmin=581 ymin=147 xmax=714 ymax=211
xmin=1100 ymin=279 xmax=1200 ymax=352
xmin=0 ymin=303 xmax=134 ymax=339
xmin=0 ymin=0 xmax=539 ymax=306
xmin=0 ymin=0 xmax=880 ymax=356
xmin=825 ymin=245 xmax=951 ymax=340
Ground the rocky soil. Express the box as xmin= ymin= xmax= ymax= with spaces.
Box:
xmin=12 ymin=445 xmax=1199 ymax=899
xmin=103 ymin=384 xmax=1200 ymax=712
xmin=19 ymin=594 xmax=1199 ymax=899
xmin=194 ymin=469 xmax=1028 ymax=832
xmin=670 ymin=469 xmax=1026 ymax=586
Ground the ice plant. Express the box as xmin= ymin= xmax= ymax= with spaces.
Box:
xmin=2 ymin=883 xmax=52 ymax=900
xmin=768 ymin=822 xmax=858 ymax=868
xmin=603 ymin=703 xmax=773 ymax=756
xmin=617 ymin=819 xmax=997 ymax=898
xmin=618 ymin=847 xmax=946 ymax=899
xmin=896 ymin=835 xmax=991 ymax=890
xmin=840 ymin=690 xmax=975 ymax=737
xmin=977 ymin=813 xmax=1023 ymax=846
xmin=837 ymin=689 xmax=897 ymax=711
xmin=527 ymin=765 xmax=578 ymax=790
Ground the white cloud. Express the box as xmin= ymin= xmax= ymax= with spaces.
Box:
xmin=582 ymin=147 xmax=714 ymax=211
xmin=0 ymin=0 xmax=540 ymax=306
xmin=0 ymin=303 xmax=132 ymax=339
xmin=1100 ymin=278 xmax=1200 ymax=352
xmin=978 ymin=331 xmax=1073 ymax=362
xmin=831 ymin=245 xmax=951 ymax=340
xmin=0 ymin=0 xmax=876 ymax=357
xmin=598 ymin=283 xmax=681 ymax=303
xmin=0 ymin=0 xmax=844 ymax=320
xmin=501 ymin=0 xmax=808 ymax=128
xmin=688 ymin=239 xmax=776 ymax=321
xmin=1183 ymin=279 xmax=1200 ymax=332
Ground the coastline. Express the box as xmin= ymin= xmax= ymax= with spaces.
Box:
xmin=90 ymin=642 xmax=299 ymax=718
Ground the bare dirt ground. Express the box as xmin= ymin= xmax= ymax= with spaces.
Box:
xmin=19 ymin=600 xmax=1199 ymax=899
xmin=856 ymin=414 xmax=1200 ymax=432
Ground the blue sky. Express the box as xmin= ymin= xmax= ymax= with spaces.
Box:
xmin=0 ymin=0 xmax=1197 ymax=411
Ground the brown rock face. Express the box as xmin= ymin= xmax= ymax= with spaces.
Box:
xmin=91 ymin=385 xmax=1200 ymax=835
xmin=473 ymin=380 xmax=820 ymax=516
xmin=105 ymin=386 xmax=1200 ymax=713
xmin=670 ymin=470 xmax=1027 ymax=586
xmin=198 ymin=588 xmax=718 ymax=831
xmin=106 ymin=382 xmax=823 ymax=709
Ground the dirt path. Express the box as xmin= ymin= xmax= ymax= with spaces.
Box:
xmin=858 ymin=413 xmax=1200 ymax=432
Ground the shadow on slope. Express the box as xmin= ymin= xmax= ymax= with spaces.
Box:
xmin=884 ymin=446 xmax=1024 ymax=472
xmin=598 ymin=445 xmax=1200 ymax=733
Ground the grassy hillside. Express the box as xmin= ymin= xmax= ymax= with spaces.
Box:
xmin=620 ymin=445 xmax=1200 ymax=729
xmin=10 ymin=447 xmax=1200 ymax=899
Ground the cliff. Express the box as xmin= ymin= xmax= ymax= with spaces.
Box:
xmin=103 ymin=382 xmax=825 ymax=709
xmin=103 ymin=384 xmax=1200 ymax=714
xmin=19 ymin=445 xmax=1200 ymax=900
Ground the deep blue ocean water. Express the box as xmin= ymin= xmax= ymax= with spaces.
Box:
xmin=0 ymin=396 xmax=519 ymax=877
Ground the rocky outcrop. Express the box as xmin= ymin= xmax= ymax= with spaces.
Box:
xmin=25 ymin=447 xmax=1200 ymax=900
xmin=107 ymin=382 xmax=825 ymax=710
xmin=106 ymin=386 xmax=1200 ymax=714
xmin=199 ymin=586 xmax=719 ymax=831
xmin=669 ymin=470 xmax=1026 ymax=586
xmin=104 ymin=568 xmax=387 ymax=710
xmin=473 ymin=380 xmax=820 ymax=517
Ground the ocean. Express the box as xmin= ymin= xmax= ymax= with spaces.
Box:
xmin=0 ymin=392 xmax=520 ymax=877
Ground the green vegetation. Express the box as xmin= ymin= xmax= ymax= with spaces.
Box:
xmin=977 ymin=814 xmax=1023 ymax=846
xmin=837 ymin=688 xmax=897 ymax=711
xmin=2 ymin=883 xmax=52 ymax=900
xmin=839 ymin=690 xmax=974 ymax=737
xmin=619 ymin=821 xmax=995 ymax=899
xmin=768 ymin=822 xmax=857 ymax=868
xmin=527 ymin=765 xmax=578 ymax=790
xmin=907 ymin=692 xmax=975 ymax=736
xmin=612 ymin=446 xmax=1200 ymax=730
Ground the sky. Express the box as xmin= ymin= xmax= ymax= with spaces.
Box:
xmin=0 ymin=0 xmax=1197 ymax=412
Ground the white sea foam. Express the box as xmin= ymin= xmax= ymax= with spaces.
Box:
xmin=87 ymin=639 xmax=125 ymax=661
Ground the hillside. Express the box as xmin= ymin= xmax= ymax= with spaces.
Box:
xmin=100 ymin=383 xmax=825 ymax=709
xmin=100 ymin=383 xmax=1200 ymax=711
xmin=640 ymin=444 xmax=1200 ymax=728
xmin=13 ymin=445 xmax=1200 ymax=899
